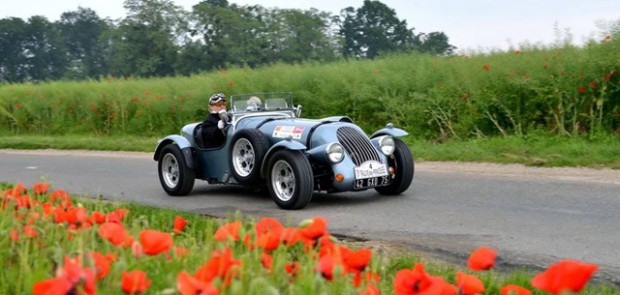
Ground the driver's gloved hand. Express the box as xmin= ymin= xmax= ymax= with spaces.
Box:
xmin=217 ymin=120 xmax=225 ymax=129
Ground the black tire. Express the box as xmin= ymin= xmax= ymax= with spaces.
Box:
xmin=266 ymin=150 xmax=314 ymax=210
xmin=229 ymin=129 xmax=269 ymax=185
xmin=375 ymin=138 xmax=414 ymax=195
xmin=158 ymin=144 xmax=195 ymax=196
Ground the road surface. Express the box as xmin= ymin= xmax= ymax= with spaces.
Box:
xmin=1 ymin=149 xmax=619 ymax=283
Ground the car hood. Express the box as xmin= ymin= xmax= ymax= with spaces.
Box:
xmin=235 ymin=116 xmax=366 ymax=148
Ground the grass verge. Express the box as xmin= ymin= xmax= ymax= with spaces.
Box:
xmin=2 ymin=182 xmax=618 ymax=294
xmin=1 ymin=134 xmax=619 ymax=168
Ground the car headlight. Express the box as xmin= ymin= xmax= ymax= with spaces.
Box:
xmin=379 ymin=136 xmax=395 ymax=155
xmin=326 ymin=143 xmax=344 ymax=163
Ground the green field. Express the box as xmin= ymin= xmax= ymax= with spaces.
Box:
xmin=1 ymin=39 xmax=619 ymax=140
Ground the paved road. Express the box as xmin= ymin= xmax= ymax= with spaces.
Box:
xmin=1 ymin=149 xmax=619 ymax=283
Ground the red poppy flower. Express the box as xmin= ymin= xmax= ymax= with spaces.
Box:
xmin=91 ymin=211 xmax=107 ymax=224
xmin=483 ymin=64 xmax=491 ymax=71
xmin=281 ymin=227 xmax=301 ymax=246
xmin=48 ymin=190 xmax=72 ymax=208
xmin=53 ymin=207 xmax=68 ymax=224
xmin=65 ymin=207 xmax=89 ymax=225
xmin=57 ymin=257 xmax=97 ymax=295
xmin=500 ymin=284 xmax=532 ymax=295
xmin=89 ymin=252 xmax=114 ymax=281
xmin=578 ymin=86 xmax=586 ymax=93
xmin=177 ymin=271 xmax=218 ymax=295
xmin=255 ymin=230 xmax=282 ymax=251
xmin=98 ymin=222 xmax=134 ymax=247
xmin=318 ymin=251 xmax=347 ymax=281
xmin=107 ymin=208 xmax=129 ymax=222
xmin=10 ymin=183 xmax=28 ymax=196
xmin=10 ymin=228 xmax=19 ymax=242
xmin=139 ymin=229 xmax=173 ymax=256
xmin=23 ymin=225 xmax=38 ymax=238
xmin=590 ymin=81 xmax=597 ymax=89
xmin=33 ymin=277 xmax=72 ymax=295
xmin=33 ymin=182 xmax=50 ymax=196
xmin=195 ymin=247 xmax=241 ymax=286
xmin=214 ymin=221 xmax=242 ymax=241
xmin=456 ymin=272 xmax=485 ymax=295
xmin=531 ymin=259 xmax=598 ymax=294
xmin=255 ymin=217 xmax=284 ymax=234
xmin=394 ymin=263 xmax=432 ymax=295
xmin=261 ymin=253 xmax=273 ymax=271
xmin=298 ymin=216 xmax=328 ymax=241
xmin=394 ymin=263 xmax=456 ymax=295
xmin=285 ymin=262 xmax=300 ymax=275
xmin=121 ymin=271 xmax=151 ymax=294
xmin=173 ymin=216 xmax=188 ymax=233
xmin=344 ymin=248 xmax=372 ymax=273
xmin=360 ymin=284 xmax=380 ymax=295
xmin=467 ymin=246 xmax=497 ymax=271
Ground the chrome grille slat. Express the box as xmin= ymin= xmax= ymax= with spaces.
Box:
xmin=336 ymin=127 xmax=381 ymax=166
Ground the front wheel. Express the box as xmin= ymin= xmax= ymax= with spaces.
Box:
xmin=158 ymin=144 xmax=195 ymax=196
xmin=267 ymin=150 xmax=314 ymax=210
xmin=375 ymin=138 xmax=414 ymax=195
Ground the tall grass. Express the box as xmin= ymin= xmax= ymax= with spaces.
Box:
xmin=0 ymin=39 xmax=619 ymax=139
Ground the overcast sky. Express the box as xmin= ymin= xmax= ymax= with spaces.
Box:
xmin=2 ymin=0 xmax=619 ymax=52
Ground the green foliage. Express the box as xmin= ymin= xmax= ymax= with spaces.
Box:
xmin=0 ymin=0 xmax=461 ymax=82
xmin=0 ymin=39 xmax=619 ymax=141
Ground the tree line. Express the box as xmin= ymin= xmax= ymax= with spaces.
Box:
xmin=0 ymin=0 xmax=456 ymax=83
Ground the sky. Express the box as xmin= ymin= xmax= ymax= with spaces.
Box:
xmin=2 ymin=0 xmax=619 ymax=52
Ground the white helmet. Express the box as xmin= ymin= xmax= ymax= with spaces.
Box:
xmin=209 ymin=93 xmax=226 ymax=105
xmin=246 ymin=96 xmax=262 ymax=111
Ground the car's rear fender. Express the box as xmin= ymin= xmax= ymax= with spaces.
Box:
xmin=260 ymin=139 xmax=307 ymax=178
xmin=154 ymin=135 xmax=195 ymax=169
xmin=370 ymin=123 xmax=409 ymax=138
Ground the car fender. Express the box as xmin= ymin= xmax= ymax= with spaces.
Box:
xmin=153 ymin=135 xmax=195 ymax=169
xmin=319 ymin=116 xmax=353 ymax=123
xmin=371 ymin=123 xmax=409 ymax=138
xmin=260 ymin=139 xmax=307 ymax=178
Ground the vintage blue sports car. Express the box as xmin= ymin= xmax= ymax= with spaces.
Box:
xmin=154 ymin=92 xmax=414 ymax=209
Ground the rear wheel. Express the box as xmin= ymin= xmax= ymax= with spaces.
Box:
xmin=267 ymin=150 xmax=313 ymax=210
xmin=158 ymin=144 xmax=195 ymax=196
xmin=375 ymin=138 xmax=414 ymax=195
xmin=229 ymin=129 xmax=269 ymax=185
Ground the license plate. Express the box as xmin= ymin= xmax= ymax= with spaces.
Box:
xmin=354 ymin=176 xmax=390 ymax=189
xmin=354 ymin=161 xmax=388 ymax=179
xmin=353 ymin=161 xmax=389 ymax=189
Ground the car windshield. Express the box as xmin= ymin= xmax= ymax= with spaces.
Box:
xmin=229 ymin=92 xmax=294 ymax=114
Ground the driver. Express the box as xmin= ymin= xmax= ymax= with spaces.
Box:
xmin=201 ymin=93 xmax=228 ymax=148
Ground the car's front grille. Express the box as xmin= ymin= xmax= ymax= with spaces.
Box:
xmin=336 ymin=127 xmax=381 ymax=166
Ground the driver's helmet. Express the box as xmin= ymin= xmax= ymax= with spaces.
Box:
xmin=209 ymin=93 xmax=226 ymax=105
xmin=246 ymin=96 xmax=262 ymax=111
